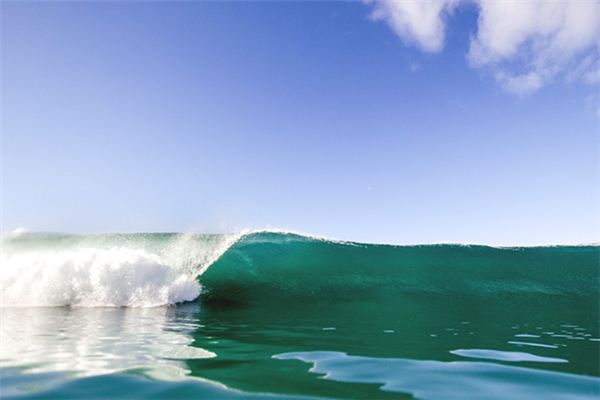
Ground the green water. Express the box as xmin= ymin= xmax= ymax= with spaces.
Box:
xmin=1 ymin=232 xmax=599 ymax=399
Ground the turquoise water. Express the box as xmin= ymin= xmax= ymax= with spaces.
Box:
xmin=1 ymin=232 xmax=599 ymax=399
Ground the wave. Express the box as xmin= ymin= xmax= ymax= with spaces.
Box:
xmin=1 ymin=230 xmax=598 ymax=307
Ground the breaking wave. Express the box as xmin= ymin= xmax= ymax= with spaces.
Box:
xmin=0 ymin=232 xmax=241 ymax=307
xmin=1 ymin=230 xmax=598 ymax=307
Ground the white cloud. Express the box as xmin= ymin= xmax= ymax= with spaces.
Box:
xmin=367 ymin=0 xmax=459 ymax=52
xmin=366 ymin=0 xmax=600 ymax=95
xmin=469 ymin=0 xmax=600 ymax=95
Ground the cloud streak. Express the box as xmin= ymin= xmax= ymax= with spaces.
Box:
xmin=366 ymin=0 xmax=600 ymax=95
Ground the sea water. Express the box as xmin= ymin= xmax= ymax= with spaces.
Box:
xmin=1 ymin=231 xmax=599 ymax=399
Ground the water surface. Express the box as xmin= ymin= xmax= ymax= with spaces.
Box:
xmin=1 ymin=232 xmax=599 ymax=399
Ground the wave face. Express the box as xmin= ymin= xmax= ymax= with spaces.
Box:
xmin=2 ymin=231 xmax=598 ymax=307
xmin=200 ymin=232 xmax=600 ymax=304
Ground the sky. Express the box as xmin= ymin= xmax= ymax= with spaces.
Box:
xmin=1 ymin=1 xmax=599 ymax=245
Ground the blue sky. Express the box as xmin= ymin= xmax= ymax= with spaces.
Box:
xmin=2 ymin=1 xmax=599 ymax=245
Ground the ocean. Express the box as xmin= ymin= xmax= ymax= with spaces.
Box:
xmin=1 ymin=231 xmax=599 ymax=399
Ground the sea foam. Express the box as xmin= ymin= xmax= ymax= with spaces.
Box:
xmin=0 ymin=232 xmax=241 ymax=307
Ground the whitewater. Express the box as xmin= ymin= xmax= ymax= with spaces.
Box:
xmin=0 ymin=231 xmax=242 ymax=307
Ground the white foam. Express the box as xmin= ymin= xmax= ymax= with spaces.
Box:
xmin=2 ymin=227 xmax=28 ymax=239
xmin=0 ymin=233 xmax=242 ymax=308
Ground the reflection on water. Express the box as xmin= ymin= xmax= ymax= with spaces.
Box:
xmin=449 ymin=348 xmax=567 ymax=363
xmin=0 ymin=306 xmax=214 ymax=378
xmin=1 ymin=299 xmax=599 ymax=399
xmin=186 ymin=298 xmax=600 ymax=399
xmin=274 ymin=351 xmax=599 ymax=400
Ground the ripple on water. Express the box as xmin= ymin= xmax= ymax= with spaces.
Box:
xmin=450 ymin=349 xmax=567 ymax=363
xmin=273 ymin=351 xmax=598 ymax=400
xmin=514 ymin=333 xmax=540 ymax=338
xmin=508 ymin=341 xmax=558 ymax=349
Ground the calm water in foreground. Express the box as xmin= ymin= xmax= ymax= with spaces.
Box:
xmin=1 ymin=232 xmax=599 ymax=399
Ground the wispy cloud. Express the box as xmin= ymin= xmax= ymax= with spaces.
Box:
xmin=366 ymin=0 xmax=600 ymax=95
